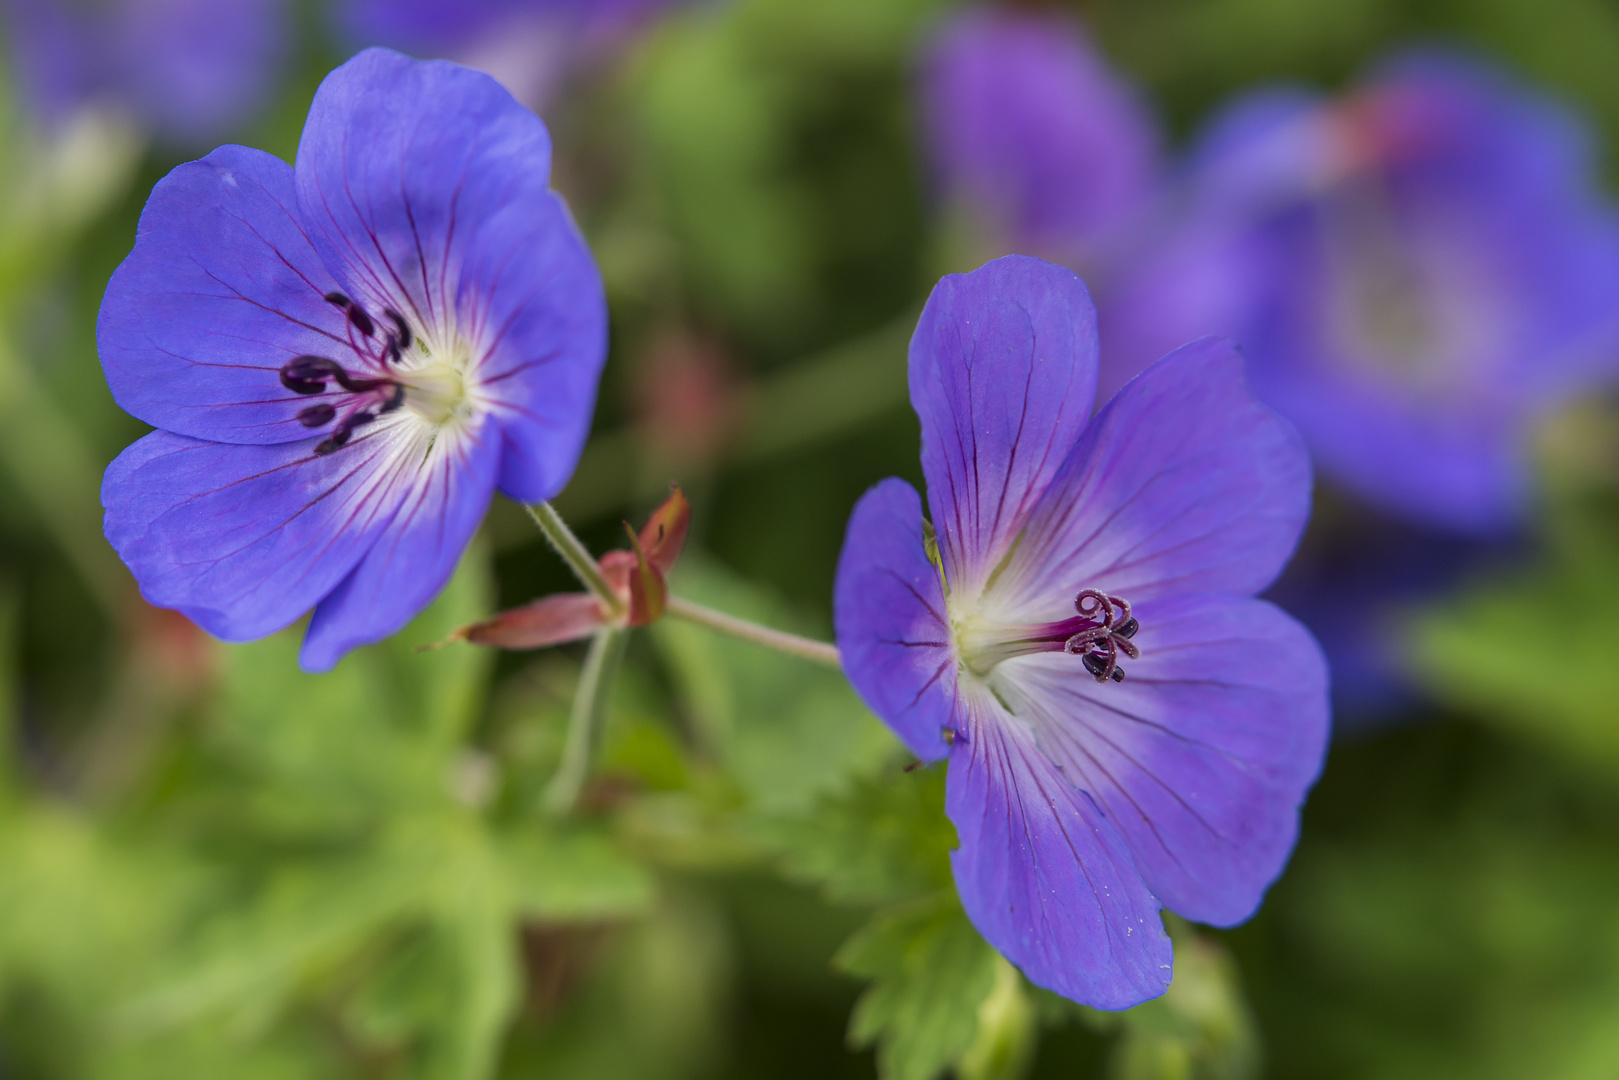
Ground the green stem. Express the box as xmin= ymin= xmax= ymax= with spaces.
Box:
xmin=543 ymin=627 xmax=628 ymax=816
xmin=525 ymin=501 xmax=624 ymax=616
xmin=665 ymin=595 xmax=841 ymax=669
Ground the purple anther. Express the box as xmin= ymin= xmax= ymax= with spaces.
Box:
xmin=297 ymin=403 xmax=337 ymax=427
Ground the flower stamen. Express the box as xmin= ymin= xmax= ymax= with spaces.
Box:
xmin=1062 ymin=588 xmax=1140 ymax=683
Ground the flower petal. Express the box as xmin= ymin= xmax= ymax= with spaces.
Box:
xmin=911 ymin=255 xmax=1098 ymax=598
xmin=97 ymin=144 xmax=350 ymax=445
xmin=465 ymin=188 xmax=607 ymax=503
xmin=299 ymin=424 xmax=501 ymax=671
xmin=992 ymin=337 xmax=1310 ymax=619
xmin=293 ymin=47 xmax=604 ymax=504
xmin=833 ymin=478 xmax=957 ymax=763
xmin=102 ymin=424 xmax=418 ymax=641
xmin=994 ymin=595 xmax=1329 ymax=927
xmin=948 ymin=686 xmax=1172 ymax=1009
xmin=293 ymin=47 xmax=550 ymax=348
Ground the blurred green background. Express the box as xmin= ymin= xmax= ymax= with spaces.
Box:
xmin=4 ymin=0 xmax=1619 ymax=1077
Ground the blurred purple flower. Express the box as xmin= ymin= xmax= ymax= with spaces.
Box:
xmin=337 ymin=0 xmax=686 ymax=108
xmin=1105 ymin=54 xmax=1619 ymax=535
xmin=917 ymin=6 xmax=1161 ymax=263
xmin=98 ymin=49 xmax=606 ymax=671
xmin=0 ymin=0 xmax=285 ymax=141
xmin=834 ymin=255 xmax=1328 ymax=1007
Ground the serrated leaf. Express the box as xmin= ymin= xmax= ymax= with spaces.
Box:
xmin=836 ymin=894 xmax=999 ymax=1080
xmin=651 ymin=556 xmax=895 ymax=814
xmin=1108 ymin=924 xmax=1259 ymax=1080
xmin=766 ymin=764 xmax=955 ymax=905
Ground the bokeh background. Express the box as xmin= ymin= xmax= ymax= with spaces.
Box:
xmin=3 ymin=0 xmax=1619 ymax=1077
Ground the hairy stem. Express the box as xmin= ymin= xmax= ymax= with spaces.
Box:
xmin=525 ymin=501 xmax=624 ymax=616
xmin=665 ymin=595 xmax=841 ymax=669
xmin=543 ymin=627 xmax=628 ymax=816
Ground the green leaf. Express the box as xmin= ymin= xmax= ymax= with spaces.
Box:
xmin=208 ymin=545 xmax=494 ymax=818
xmin=652 ymin=556 xmax=896 ymax=815
xmin=1107 ymin=923 xmax=1260 ymax=1080
xmin=767 ymin=764 xmax=955 ymax=905
xmin=499 ymin=827 xmax=655 ymax=921
xmin=835 ymin=894 xmax=1000 ymax=1080
xmin=1410 ymin=494 xmax=1619 ymax=774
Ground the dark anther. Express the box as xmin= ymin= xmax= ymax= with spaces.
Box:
xmin=323 ymin=291 xmax=351 ymax=308
xmin=312 ymin=410 xmax=378 ymax=456
xmin=386 ymin=340 xmax=402 ymax=365
xmin=380 ymin=383 xmax=406 ymax=413
xmin=1082 ymin=653 xmax=1127 ymax=682
xmin=1064 ymin=588 xmax=1141 ymax=685
xmin=347 ymin=304 xmax=376 ymax=337
xmin=279 ymin=354 xmax=341 ymax=394
xmin=297 ymin=403 xmax=336 ymax=427
xmin=385 ymin=309 xmax=412 ymax=349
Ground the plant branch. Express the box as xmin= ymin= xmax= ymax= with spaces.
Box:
xmin=665 ymin=595 xmax=841 ymax=668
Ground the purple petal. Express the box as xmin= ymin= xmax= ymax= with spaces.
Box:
xmin=833 ymin=478 xmax=957 ymax=763
xmin=293 ymin=47 xmax=605 ymax=503
xmin=947 ymin=689 xmax=1172 ymax=1009
xmin=464 ymin=189 xmax=607 ymax=504
xmin=300 ymin=425 xmax=501 ymax=671
xmin=97 ymin=145 xmax=350 ymax=445
xmin=293 ymin=48 xmax=552 ymax=344
xmin=102 ymin=424 xmax=426 ymax=641
xmin=992 ymin=337 xmax=1311 ymax=619
xmin=911 ymin=255 xmax=1098 ymax=597
xmin=919 ymin=8 xmax=1161 ymax=254
xmin=994 ymin=595 xmax=1328 ymax=926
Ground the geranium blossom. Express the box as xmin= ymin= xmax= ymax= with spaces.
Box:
xmin=99 ymin=48 xmax=606 ymax=671
xmin=834 ymin=256 xmax=1328 ymax=1006
xmin=1 ymin=0 xmax=285 ymax=140
xmin=1103 ymin=54 xmax=1619 ymax=533
xmin=917 ymin=5 xmax=1161 ymax=264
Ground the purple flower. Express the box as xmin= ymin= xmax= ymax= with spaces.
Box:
xmin=98 ymin=49 xmax=606 ymax=671
xmin=337 ymin=0 xmax=686 ymax=108
xmin=1104 ymin=54 xmax=1619 ymax=534
xmin=917 ymin=6 xmax=1161 ymax=263
xmin=833 ymin=255 xmax=1328 ymax=1007
xmin=1 ymin=0 xmax=285 ymax=141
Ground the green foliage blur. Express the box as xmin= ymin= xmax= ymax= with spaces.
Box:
xmin=3 ymin=0 xmax=1619 ymax=1077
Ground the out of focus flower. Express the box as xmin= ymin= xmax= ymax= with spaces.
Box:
xmin=1105 ymin=54 xmax=1619 ymax=535
xmin=99 ymin=49 xmax=606 ymax=671
xmin=337 ymin=0 xmax=688 ymax=109
xmin=917 ymin=6 xmax=1161 ymax=266
xmin=0 ymin=0 xmax=285 ymax=141
xmin=834 ymin=255 xmax=1327 ymax=1007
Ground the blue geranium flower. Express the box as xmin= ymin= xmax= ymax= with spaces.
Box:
xmin=336 ymin=0 xmax=688 ymax=108
xmin=1 ymin=0 xmax=285 ymax=141
xmin=98 ymin=49 xmax=607 ymax=671
xmin=917 ymin=5 xmax=1161 ymax=266
xmin=834 ymin=255 xmax=1328 ymax=1007
xmin=1104 ymin=53 xmax=1619 ymax=534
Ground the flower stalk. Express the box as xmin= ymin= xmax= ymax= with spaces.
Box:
xmin=525 ymin=501 xmax=626 ymax=617
xmin=542 ymin=626 xmax=629 ymax=816
xmin=664 ymin=595 xmax=841 ymax=668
